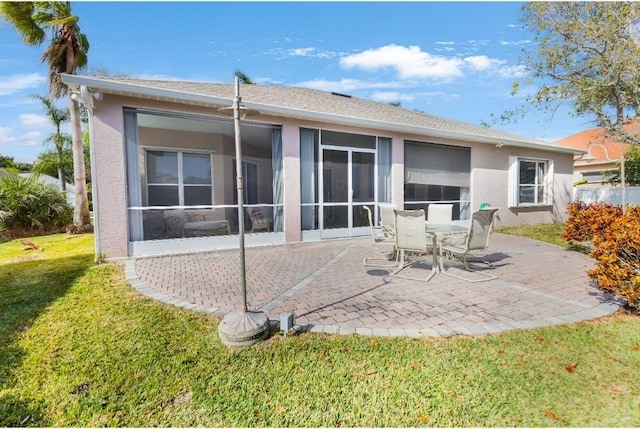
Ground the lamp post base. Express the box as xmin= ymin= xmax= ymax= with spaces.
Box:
xmin=218 ymin=310 xmax=269 ymax=348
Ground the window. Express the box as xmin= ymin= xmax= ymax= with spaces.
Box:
xmin=146 ymin=150 xmax=213 ymax=206
xmin=508 ymin=156 xmax=554 ymax=207
xmin=404 ymin=141 xmax=471 ymax=220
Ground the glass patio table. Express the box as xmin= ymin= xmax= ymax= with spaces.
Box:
xmin=423 ymin=222 xmax=468 ymax=280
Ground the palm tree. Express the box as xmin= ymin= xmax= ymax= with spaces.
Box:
xmin=0 ymin=2 xmax=91 ymax=229
xmin=234 ymin=69 xmax=254 ymax=85
xmin=33 ymin=95 xmax=70 ymax=190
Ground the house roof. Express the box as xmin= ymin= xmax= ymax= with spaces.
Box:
xmin=555 ymin=124 xmax=636 ymax=166
xmin=0 ymin=168 xmax=15 ymax=178
xmin=61 ymin=74 xmax=580 ymax=155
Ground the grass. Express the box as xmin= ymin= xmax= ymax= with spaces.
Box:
xmin=495 ymin=223 xmax=569 ymax=249
xmin=1 ymin=230 xmax=640 ymax=426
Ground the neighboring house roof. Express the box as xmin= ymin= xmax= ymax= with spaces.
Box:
xmin=0 ymin=168 xmax=15 ymax=178
xmin=555 ymin=124 xmax=636 ymax=167
xmin=61 ymin=74 xmax=580 ymax=155
xmin=19 ymin=173 xmax=75 ymax=207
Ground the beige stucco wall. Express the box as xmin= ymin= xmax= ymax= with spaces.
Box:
xmin=91 ymin=94 xmax=575 ymax=258
xmin=91 ymin=97 xmax=128 ymax=258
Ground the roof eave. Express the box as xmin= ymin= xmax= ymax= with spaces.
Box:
xmin=61 ymin=74 xmax=581 ymax=155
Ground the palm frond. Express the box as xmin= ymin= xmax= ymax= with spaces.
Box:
xmin=0 ymin=2 xmax=46 ymax=45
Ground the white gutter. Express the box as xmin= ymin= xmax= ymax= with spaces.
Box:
xmin=61 ymin=74 xmax=581 ymax=155
xmin=69 ymin=83 xmax=103 ymax=262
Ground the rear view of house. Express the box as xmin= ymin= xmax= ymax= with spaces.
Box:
xmin=61 ymin=75 xmax=579 ymax=259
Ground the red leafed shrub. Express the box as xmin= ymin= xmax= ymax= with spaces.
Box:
xmin=563 ymin=201 xmax=622 ymax=243
xmin=564 ymin=202 xmax=640 ymax=308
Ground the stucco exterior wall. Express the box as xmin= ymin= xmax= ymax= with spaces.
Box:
xmin=282 ymin=121 xmax=301 ymax=242
xmin=470 ymin=143 xmax=574 ymax=226
xmin=91 ymin=94 xmax=575 ymax=258
xmin=92 ymin=97 xmax=128 ymax=258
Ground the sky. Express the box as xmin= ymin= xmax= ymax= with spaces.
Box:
xmin=0 ymin=1 xmax=595 ymax=164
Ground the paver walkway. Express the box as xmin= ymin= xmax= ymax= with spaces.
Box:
xmin=125 ymin=233 xmax=623 ymax=338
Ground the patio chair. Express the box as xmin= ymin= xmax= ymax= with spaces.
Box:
xmin=363 ymin=205 xmax=397 ymax=267
xmin=427 ymin=203 xmax=453 ymax=224
xmin=389 ymin=209 xmax=432 ymax=281
xmin=378 ymin=203 xmax=396 ymax=240
xmin=439 ymin=207 xmax=499 ymax=282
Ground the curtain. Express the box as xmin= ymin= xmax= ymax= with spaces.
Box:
xmin=460 ymin=187 xmax=471 ymax=220
xmin=300 ymin=128 xmax=316 ymax=230
xmin=124 ymin=109 xmax=143 ymax=241
xmin=377 ymin=137 xmax=392 ymax=203
xmin=271 ymin=128 xmax=283 ymax=232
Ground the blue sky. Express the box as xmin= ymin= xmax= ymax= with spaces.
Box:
xmin=1 ymin=1 xmax=592 ymax=164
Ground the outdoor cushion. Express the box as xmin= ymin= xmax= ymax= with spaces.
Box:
xmin=247 ymin=207 xmax=271 ymax=232
xmin=163 ymin=210 xmax=189 ymax=238
xmin=185 ymin=220 xmax=230 ymax=237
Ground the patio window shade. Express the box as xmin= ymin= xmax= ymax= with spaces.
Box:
xmin=404 ymin=142 xmax=470 ymax=187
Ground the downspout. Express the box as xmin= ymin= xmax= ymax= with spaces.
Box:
xmin=76 ymin=85 xmax=103 ymax=262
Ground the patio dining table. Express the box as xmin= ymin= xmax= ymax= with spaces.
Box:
xmin=423 ymin=222 xmax=468 ymax=281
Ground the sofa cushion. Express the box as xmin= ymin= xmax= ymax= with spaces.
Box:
xmin=186 ymin=209 xmax=218 ymax=222
xmin=163 ymin=210 xmax=188 ymax=238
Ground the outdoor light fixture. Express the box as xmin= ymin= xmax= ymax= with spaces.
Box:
xmin=217 ymin=76 xmax=269 ymax=348
xmin=581 ymin=143 xmax=626 ymax=214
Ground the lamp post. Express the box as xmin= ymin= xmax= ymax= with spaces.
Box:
xmin=581 ymin=143 xmax=626 ymax=214
xmin=217 ymin=76 xmax=269 ymax=348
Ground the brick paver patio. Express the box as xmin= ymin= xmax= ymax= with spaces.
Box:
xmin=125 ymin=233 xmax=623 ymax=338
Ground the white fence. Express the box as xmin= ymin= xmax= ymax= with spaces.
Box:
xmin=574 ymin=185 xmax=640 ymax=207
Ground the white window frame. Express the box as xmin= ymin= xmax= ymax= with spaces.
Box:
xmin=145 ymin=148 xmax=214 ymax=207
xmin=508 ymin=156 xmax=554 ymax=208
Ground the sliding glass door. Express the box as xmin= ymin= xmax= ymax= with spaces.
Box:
xmin=321 ymin=147 xmax=375 ymax=238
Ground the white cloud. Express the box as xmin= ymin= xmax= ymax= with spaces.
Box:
xmin=19 ymin=113 xmax=49 ymax=129
xmin=290 ymin=47 xmax=316 ymax=56
xmin=435 ymin=41 xmax=456 ymax=45
xmin=268 ymin=46 xmax=343 ymax=60
xmin=497 ymin=64 xmax=528 ymax=78
xmin=0 ymin=126 xmax=41 ymax=147
xmin=295 ymin=78 xmax=405 ymax=93
xmin=253 ymin=76 xmax=283 ymax=86
xmin=338 ymin=45 xmax=524 ymax=82
xmin=499 ymin=39 xmax=532 ymax=46
xmin=0 ymin=73 xmax=46 ymax=96
xmin=464 ymin=55 xmax=505 ymax=71
xmin=340 ymin=44 xmax=465 ymax=80
xmin=468 ymin=39 xmax=491 ymax=46
xmin=371 ymin=91 xmax=416 ymax=103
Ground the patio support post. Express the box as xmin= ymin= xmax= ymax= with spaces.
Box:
xmin=218 ymin=76 xmax=269 ymax=348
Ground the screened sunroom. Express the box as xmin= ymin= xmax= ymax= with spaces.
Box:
xmin=123 ymin=108 xmax=283 ymax=255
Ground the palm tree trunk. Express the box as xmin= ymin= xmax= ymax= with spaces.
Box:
xmin=69 ymin=90 xmax=90 ymax=229
xmin=58 ymin=167 xmax=66 ymax=192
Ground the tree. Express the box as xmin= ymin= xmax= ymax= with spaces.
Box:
xmin=234 ymin=69 xmax=254 ymax=85
xmin=0 ymin=155 xmax=17 ymax=170
xmin=33 ymin=146 xmax=73 ymax=181
xmin=602 ymin=145 xmax=640 ymax=186
xmin=33 ymin=94 xmax=70 ymax=190
xmin=516 ymin=2 xmax=640 ymax=144
xmin=0 ymin=2 xmax=91 ymax=230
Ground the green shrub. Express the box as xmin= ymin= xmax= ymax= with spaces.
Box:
xmin=0 ymin=175 xmax=72 ymax=236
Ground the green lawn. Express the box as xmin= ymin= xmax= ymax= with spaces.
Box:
xmin=1 ymin=230 xmax=639 ymax=427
